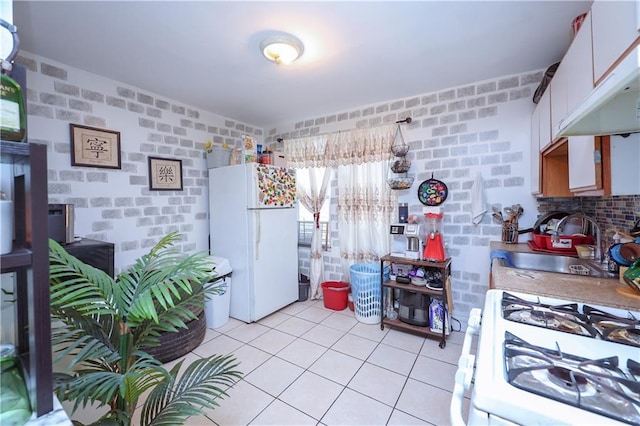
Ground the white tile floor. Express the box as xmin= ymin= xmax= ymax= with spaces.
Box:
xmin=64 ymin=299 xmax=471 ymax=425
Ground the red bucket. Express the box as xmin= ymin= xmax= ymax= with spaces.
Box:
xmin=321 ymin=281 xmax=350 ymax=310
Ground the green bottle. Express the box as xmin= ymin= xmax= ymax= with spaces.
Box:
xmin=1 ymin=19 xmax=26 ymax=142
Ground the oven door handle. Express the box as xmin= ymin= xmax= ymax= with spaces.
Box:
xmin=450 ymin=308 xmax=482 ymax=426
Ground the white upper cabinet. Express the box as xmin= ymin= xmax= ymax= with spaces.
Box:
xmin=591 ymin=0 xmax=639 ymax=83
xmin=565 ymin=13 xmax=594 ymax=112
xmin=610 ymin=134 xmax=640 ymax=195
xmin=539 ymin=89 xmax=552 ymax=152
xmin=551 ymin=12 xmax=594 ymax=140
xmin=550 ymin=61 xmax=568 ymax=142
xmin=568 ymin=136 xmax=599 ymax=191
xmin=532 ymin=89 xmax=551 ymax=195
xmin=531 ymin=103 xmax=541 ymax=195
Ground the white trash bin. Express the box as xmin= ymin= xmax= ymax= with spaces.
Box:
xmin=205 ymin=255 xmax=232 ymax=329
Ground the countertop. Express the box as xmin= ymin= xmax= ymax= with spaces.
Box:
xmin=490 ymin=241 xmax=640 ymax=311
xmin=25 ymin=396 xmax=72 ymax=426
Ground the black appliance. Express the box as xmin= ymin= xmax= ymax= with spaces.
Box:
xmin=398 ymin=290 xmax=430 ymax=326
xmin=64 ymin=238 xmax=115 ymax=278
xmin=48 ymin=203 xmax=74 ymax=244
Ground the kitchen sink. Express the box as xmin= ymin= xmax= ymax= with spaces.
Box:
xmin=494 ymin=251 xmax=616 ymax=279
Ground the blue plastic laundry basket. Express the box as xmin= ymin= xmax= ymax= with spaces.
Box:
xmin=349 ymin=263 xmax=387 ymax=324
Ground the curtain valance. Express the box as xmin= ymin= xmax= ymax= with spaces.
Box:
xmin=284 ymin=123 xmax=397 ymax=168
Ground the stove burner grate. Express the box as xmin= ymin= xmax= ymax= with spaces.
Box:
xmin=501 ymin=293 xmax=640 ymax=347
xmin=502 ymin=293 xmax=598 ymax=338
xmin=504 ymin=332 xmax=640 ymax=425
xmin=584 ymin=305 xmax=640 ymax=348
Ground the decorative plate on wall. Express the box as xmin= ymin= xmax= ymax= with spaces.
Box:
xmin=417 ymin=176 xmax=448 ymax=206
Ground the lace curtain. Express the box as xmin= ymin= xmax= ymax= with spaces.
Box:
xmin=337 ymin=161 xmax=395 ymax=280
xmin=285 ymin=134 xmax=329 ymax=169
xmin=296 ymin=167 xmax=332 ymax=299
xmin=284 ymin=123 xmax=397 ymax=285
xmin=284 ymin=123 xmax=396 ymax=168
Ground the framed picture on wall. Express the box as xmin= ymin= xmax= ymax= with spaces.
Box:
xmin=70 ymin=124 xmax=122 ymax=169
xmin=148 ymin=156 xmax=183 ymax=191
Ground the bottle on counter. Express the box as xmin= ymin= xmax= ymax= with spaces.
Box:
xmin=1 ymin=20 xmax=26 ymax=142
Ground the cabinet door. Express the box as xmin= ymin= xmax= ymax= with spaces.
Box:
xmin=531 ymin=104 xmax=541 ymax=195
xmin=565 ymin=13 xmax=594 ymax=113
xmin=592 ymin=0 xmax=639 ymax=84
xmin=569 ymin=136 xmax=600 ymax=191
xmin=550 ymin=61 xmax=568 ymax=141
xmin=539 ymin=89 xmax=552 ymax=152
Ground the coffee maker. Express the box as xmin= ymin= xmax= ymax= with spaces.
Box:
xmin=389 ymin=223 xmax=421 ymax=259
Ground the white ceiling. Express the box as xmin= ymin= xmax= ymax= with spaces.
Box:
xmin=12 ymin=1 xmax=592 ymax=129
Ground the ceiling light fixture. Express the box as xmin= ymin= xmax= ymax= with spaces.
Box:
xmin=260 ymin=34 xmax=304 ymax=65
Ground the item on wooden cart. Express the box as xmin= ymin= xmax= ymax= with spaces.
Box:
xmin=423 ymin=213 xmax=446 ymax=261
xmin=389 ymin=222 xmax=421 ymax=259
xmin=398 ymin=290 xmax=430 ymax=327
xmin=429 ymin=297 xmax=450 ymax=335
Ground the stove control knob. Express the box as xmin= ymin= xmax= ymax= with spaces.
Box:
xmin=468 ymin=308 xmax=482 ymax=329
xmin=456 ymin=354 xmax=475 ymax=390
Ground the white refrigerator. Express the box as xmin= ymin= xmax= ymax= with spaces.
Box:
xmin=208 ymin=163 xmax=298 ymax=323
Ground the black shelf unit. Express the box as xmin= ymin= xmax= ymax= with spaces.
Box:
xmin=379 ymin=255 xmax=451 ymax=348
xmin=0 ymin=139 xmax=53 ymax=417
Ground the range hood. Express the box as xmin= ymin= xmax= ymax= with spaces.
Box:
xmin=557 ymin=44 xmax=640 ymax=137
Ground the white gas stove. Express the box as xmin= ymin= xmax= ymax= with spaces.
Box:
xmin=451 ymin=289 xmax=640 ymax=425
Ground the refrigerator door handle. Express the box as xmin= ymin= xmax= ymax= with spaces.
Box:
xmin=254 ymin=210 xmax=261 ymax=260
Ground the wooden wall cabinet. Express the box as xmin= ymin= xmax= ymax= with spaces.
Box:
xmin=532 ymin=3 xmax=634 ymax=197
xmin=541 ymin=141 xmax=572 ymax=197
xmin=541 ymin=136 xmax=610 ymax=197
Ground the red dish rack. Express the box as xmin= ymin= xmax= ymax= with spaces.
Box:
xmin=529 ymin=233 xmax=594 ymax=254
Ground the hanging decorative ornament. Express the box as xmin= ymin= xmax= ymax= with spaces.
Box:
xmin=0 ymin=19 xmax=26 ymax=142
xmin=417 ymin=173 xmax=449 ymax=206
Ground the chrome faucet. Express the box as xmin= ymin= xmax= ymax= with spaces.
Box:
xmin=557 ymin=213 xmax=603 ymax=263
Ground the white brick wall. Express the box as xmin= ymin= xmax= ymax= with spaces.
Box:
xmin=16 ymin=49 xmax=551 ymax=320
xmin=268 ymin=70 xmax=545 ymax=320
xmin=17 ymin=52 xmax=263 ymax=272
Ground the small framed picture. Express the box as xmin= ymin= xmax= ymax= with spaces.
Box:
xmin=148 ymin=156 xmax=183 ymax=191
xmin=70 ymin=124 xmax=121 ymax=169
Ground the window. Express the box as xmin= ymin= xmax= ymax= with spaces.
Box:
xmin=297 ymin=168 xmax=331 ymax=249
xmin=297 ymin=220 xmax=329 ymax=249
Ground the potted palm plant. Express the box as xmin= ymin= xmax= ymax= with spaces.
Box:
xmin=49 ymin=231 xmax=242 ymax=425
